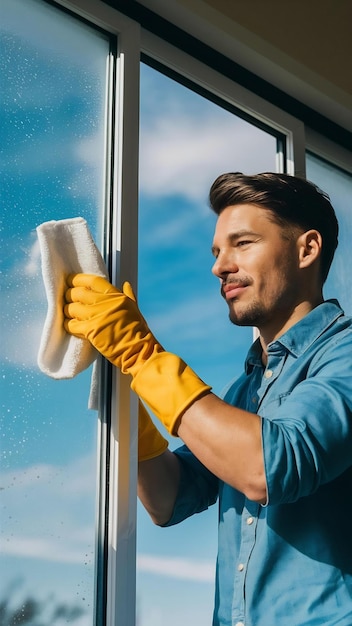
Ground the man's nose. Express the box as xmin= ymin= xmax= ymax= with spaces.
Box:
xmin=211 ymin=251 xmax=239 ymax=277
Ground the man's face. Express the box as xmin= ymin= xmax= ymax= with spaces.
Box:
xmin=211 ymin=203 xmax=303 ymax=338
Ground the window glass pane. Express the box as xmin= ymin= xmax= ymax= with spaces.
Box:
xmin=137 ymin=62 xmax=278 ymax=626
xmin=1 ymin=1 xmax=110 ymax=623
xmin=306 ymin=153 xmax=352 ymax=314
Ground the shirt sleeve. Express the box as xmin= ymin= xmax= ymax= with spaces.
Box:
xmin=163 ymin=445 xmax=219 ymax=527
xmin=262 ymin=337 xmax=352 ymax=506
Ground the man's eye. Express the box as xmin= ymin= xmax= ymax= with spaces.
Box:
xmin=237 ymin=240 xmax=252 ymax=247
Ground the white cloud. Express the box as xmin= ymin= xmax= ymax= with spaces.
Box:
xmin=137 ymin=553 xmax=215 ymax=582
xmin=3 ymin=0 xmax=108 ymax=72
xmin=139 ymin=109 xmax=276 ymax=202
xmin=23 ymin=238 xmax=41 ymax=277
xmin=1 ymin=315 xmax=44 ymax=369
xmin=0 ymin=535 xmax=88 ymax=565
xmin=142 ymin=210 xmax=203 ymax=247
xmin=0 ymin=455 xmax=96 ymax=565
xmin=1 ymin=454 xmax=215 ymax=585
xmin=0 ymin=235 xmax=46 ymax=368
xmin=147 ymin=290 xmax=225 ymax=342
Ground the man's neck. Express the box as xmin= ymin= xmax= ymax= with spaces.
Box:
xmin=259 ymin=296 xmax=324 ymax=366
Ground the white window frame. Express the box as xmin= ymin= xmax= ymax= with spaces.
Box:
xmin=305 ymin=128 xmax=352 ymax=175
xmin=42 ymin=2 xmax=352 ymax=625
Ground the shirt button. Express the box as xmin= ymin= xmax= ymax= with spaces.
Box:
xmin=264 ymin=369 xmax=273 ymax=378
xmin=252 ymin=396 xmax=257 ymax=404
xmin=237 ymin=563 xmax=244 ymax=571
xmin=247 ymin=516 xmax=254 ymax=525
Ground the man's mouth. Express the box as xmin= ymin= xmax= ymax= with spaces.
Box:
xmin=222 ymin=281 xmax=249 ymax=301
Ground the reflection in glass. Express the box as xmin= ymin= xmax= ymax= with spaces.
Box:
xmin=0 ymin=1 xmax=110 ymax=623
xmin=137 ymin=62 xmax=278 ymax=626
xmin=306 ymin=153 xmax=352 ymax=314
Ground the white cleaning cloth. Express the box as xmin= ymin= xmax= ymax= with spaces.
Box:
xmin=36 ymin=217 xmax=108 ymax=408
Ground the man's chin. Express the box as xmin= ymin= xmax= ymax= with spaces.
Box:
xmin=228 ymin=304 xmax=262 ymax=327
xmin=229 ymin=314 xmax=253 ymax=327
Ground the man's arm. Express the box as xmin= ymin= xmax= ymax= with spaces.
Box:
xmin=177 ymin=393 xmax=267 ymax=505
xmin=138 ymin=449 xmax=181 ymax=525
xmin=64 ymin=275 xmax=266 ymax=504
xmin=137 ymin=394 xmax=266 ymax=515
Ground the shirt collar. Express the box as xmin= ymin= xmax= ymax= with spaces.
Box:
xmin=245 ymin=299 xmax=344 ymax=373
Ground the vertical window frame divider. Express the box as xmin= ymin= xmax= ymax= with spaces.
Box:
xmin=107 ymin=13 xmax=140 ymax=626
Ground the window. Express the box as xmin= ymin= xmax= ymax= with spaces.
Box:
xmin=1 ymin=1 xmax=351 ymax=625
xmin=137 ymin=61 xmax=279 ymax=624
xmin=306 ymin=153 xmax=352 ymax=312
xmin=1 ymin=1 xmax=140 ymax=624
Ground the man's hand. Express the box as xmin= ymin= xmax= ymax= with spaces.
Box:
xmin=64 ymin=273 xmax=163 ymax=377
xmin=64 ymin=274 xmax=211 ymax=434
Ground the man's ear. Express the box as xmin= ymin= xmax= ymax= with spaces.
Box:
xmin=297 ymin=229 xmax=322 ymax=270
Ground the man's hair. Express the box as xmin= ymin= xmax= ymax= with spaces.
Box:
xmin=209 ymin=172 xmax=339 ymax=283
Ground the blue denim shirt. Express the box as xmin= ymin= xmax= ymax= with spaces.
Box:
xmin=166 ymin=301 xmax=352 ymax=626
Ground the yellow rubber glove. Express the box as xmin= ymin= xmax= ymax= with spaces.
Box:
xmin=64 ymin=274 xmax=211 ymax=434
xmin=138 ymin=401 xmax=168 ymax=462
xmin=64 ymin=274 xmax=163 ymax=377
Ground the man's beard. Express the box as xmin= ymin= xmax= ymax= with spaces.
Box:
xmin=227 ymin=288 xmax=297 ymax=329
xmin=227 ymin=299 xmax=269 ymax=328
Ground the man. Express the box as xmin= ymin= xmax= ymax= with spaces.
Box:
xmin=64 ymin=172 xmax=352 ymax=625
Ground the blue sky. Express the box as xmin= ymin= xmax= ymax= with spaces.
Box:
xmin=1 ymin=2 xmax=351 ymax=626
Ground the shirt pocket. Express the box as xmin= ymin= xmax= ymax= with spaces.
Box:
xmin=259 ymin=392 xmax=291 ymax=419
